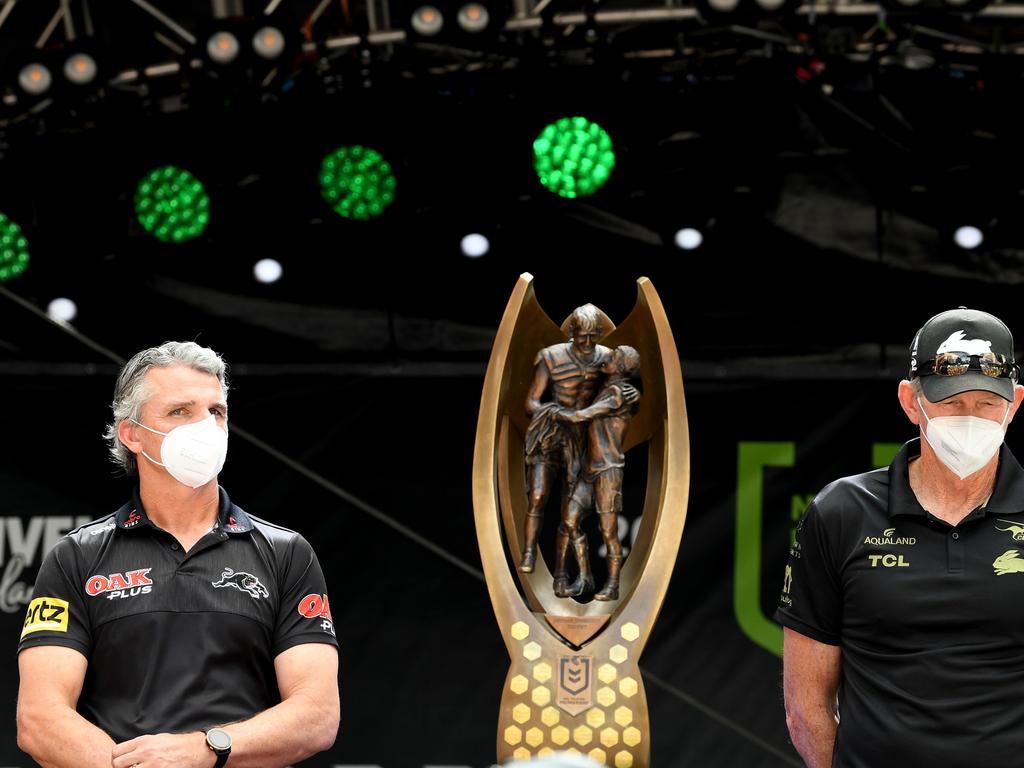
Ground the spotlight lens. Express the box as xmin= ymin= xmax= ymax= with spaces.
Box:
xmin=0 ymin=212 xmax=30 ymax=282
xmin=461 ymin=233 xmax=490 ymax=257
xmin=207 ymin=32 xmax=240 ymax=64
xmin=18 ymin=64 xmax=52 ymax=95
xmin=674 ymin=227 xmax=704 ymax=250
xmin=47 ymin=297 xmax=78 ymax=323
xmin=319 ymin=145 xmax=397 ymax=220
xmin=457 ymin=3 xmax=490 ymax=32
xmin=253 ymin=26 xmax=285 ymax=59
xmin=953 ymin=225 xmax=983 ymax=250
xmin=134 ymin=166 xmax=211 ymax=243
xmin=412 ymin=6 xmax=444 ymax=36
xmin=64 ymin=53 xmax=97 ymax=85
xmin=254 ymin=258 xmax=283 ymax=283
xmin=533 ymin=116 xmax=616 ymax=199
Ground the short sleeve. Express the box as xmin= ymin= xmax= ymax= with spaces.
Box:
xmin=773 ymin=501 xmax=842 ymax=646
xmin=18 ymin=538 xmax=91 ymax=656
xmin=273 ymin=535 xmax=339 ymax=656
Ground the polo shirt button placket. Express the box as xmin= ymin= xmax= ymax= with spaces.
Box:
xmin=948 ymin=529 xmax=964 ymax=573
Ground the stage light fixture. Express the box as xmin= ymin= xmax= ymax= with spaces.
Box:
xmin=953 ymin=225 xmax=983 ymax=250
xmin=134 ymin=166 xmax=211 ymax=243
xmin=411 ymin=6 xmax=444 ymax=36
xmin=674 ymin=227 xmax=704 ymax=250
xmin=533 ymin=117 xmax=616 ymax=199
xmin=18 ymin=64 xmax=52 ymax=96
xmin=706 ymin=0 xmax=742 ymax=11
xmin=319 ymin=146 xmax=397 ymax=221
xmin=457 ymin=3 xmax=490 ymax=32
xmin=47 ymin=297 xmax=77 ymax=323
xmin=254 ymin=258 xmax=283 ymax=283
xmin=0 ymin=212 xmax=29 ymax=282
xmin=63 ymin=53 xmax=97 ymax=85
xmin=461 ymin=233 xmax=490 ymax=257
xmin=253 ymin=27 xmax=285 ymax=59
xmin=207 ymin=31 xmax=241 ymax=64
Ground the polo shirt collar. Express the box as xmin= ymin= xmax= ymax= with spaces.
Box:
xmin=117 ymin=486 xmax=253 ymax=534
xmin=888 ymin=438 xmax=1024 ymax=519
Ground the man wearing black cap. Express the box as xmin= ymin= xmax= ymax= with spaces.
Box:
xmin=776 ymin=307 xmax=1024 ymax=768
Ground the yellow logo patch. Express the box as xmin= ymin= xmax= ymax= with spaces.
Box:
xmin=21 ymin=597 xmax=70 ymax=639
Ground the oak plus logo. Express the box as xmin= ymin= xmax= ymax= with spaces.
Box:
xmin=0 ymin=515 xmax=92 ymax=614
xmin=298 ymin=593 xmax=335 ymax=636
xmin=86 ymin=569 xmax=154 ymax=600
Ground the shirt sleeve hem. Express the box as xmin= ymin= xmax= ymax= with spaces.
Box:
xmin=773 ymin=611 xmax=840 ymax=646
xmin=273 ymin=634 xmax=339 ymax=657
xmin=18 ymin=635 xmax=90 ymax=657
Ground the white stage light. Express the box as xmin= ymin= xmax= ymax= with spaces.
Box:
xmin=457 ymin=3 xmax=490 ymax=32
xmin=411 ymin=6 xmax=444 ymax=36
xmin=254 ymin=258 xmax=283 ymax=283
xmin=674 ymin=228 xmax=704 ymax=250
xmin=253 ymin=27 xmax=285 ymax=59
xmin=207 ymin=32 xmax=241 ymax=64
xmin=461 ymin=233 xmax=490 ymax=258
xmin=953 ymin=225 xmax=983 ymax=250
xmin=47 ymin=297 xmax=77 ymax=323
xmin=18 ymin=64 xmax=52 ymax=95
xmin=64 ymin=53 xmax=97 ymax=85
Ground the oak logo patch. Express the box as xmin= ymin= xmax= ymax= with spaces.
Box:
xmin=298 ymin=593 xmax=335 ymax=636
xmin=86 ymin=569 xmax=153 ymax=600
xmin=21 ymin=597 xmax=69 ymax=638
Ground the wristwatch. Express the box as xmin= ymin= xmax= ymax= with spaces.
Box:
xmin=203 ymin=727 xmax=232 ymax=768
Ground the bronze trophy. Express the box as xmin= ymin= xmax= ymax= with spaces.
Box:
xmin=473 ymin=274 xmax=690 ymax=767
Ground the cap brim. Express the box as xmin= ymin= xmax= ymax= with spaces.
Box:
xmin=919 ymin=372 xmax=1014 ymax=402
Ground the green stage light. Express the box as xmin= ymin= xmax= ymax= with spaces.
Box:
xmin=0 ymin=213 xmax=29 ymax=282
xmin=134 ymin=166 xmax=211 ymax=243
xmin=533 ymin=117 xmax=616 ymax=198
xmin=319 ymin=146 xmax=397 ymax=221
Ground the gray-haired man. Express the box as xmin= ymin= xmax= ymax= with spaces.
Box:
xmin=17 ymin=341 xmax=340 ymax=768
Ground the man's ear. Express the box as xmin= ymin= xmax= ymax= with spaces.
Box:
xmin=897 ymin=380 xmax=924 ymax=427
xmin=117 ymin=419 xmax=143 ymax=458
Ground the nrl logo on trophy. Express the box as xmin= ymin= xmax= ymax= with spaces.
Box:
xmin=473 ymin=273 xmax=689 ymax=767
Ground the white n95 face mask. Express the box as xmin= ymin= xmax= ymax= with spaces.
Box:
xmin=130 ymin=414 xmax=228 ymax=488
xmin=918 ymin=397 xmax=1010 ymax=480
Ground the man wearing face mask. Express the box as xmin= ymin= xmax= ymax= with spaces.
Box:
xmin=16 ymin=341 xmax=340 ymax=768
xmin=775 ymin=307 xmax=1024 ymax=768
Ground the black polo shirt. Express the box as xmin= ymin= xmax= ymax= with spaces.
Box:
xmin=775 ymin=439 xmax=1024 ymax=767
xmin=18 ymin=487 xmax=337 ymax=743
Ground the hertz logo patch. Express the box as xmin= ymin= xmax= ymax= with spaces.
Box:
xmin=21 ymin=597 xmax=69 ymax=639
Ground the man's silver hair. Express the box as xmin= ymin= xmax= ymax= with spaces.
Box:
xmin=103 ymin=341 xmax=229 ymax=476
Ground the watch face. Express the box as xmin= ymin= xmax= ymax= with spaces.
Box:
xmin=207 ymin=728 xmax=232 ymax=752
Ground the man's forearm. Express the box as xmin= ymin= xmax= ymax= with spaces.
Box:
xmin=217 ymin=691 xmax=338 ymax=768
xmin=18 ymin=704 xmax=115 ymax=768
xmin=787 ymin=706 xmax=837 ymax=768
